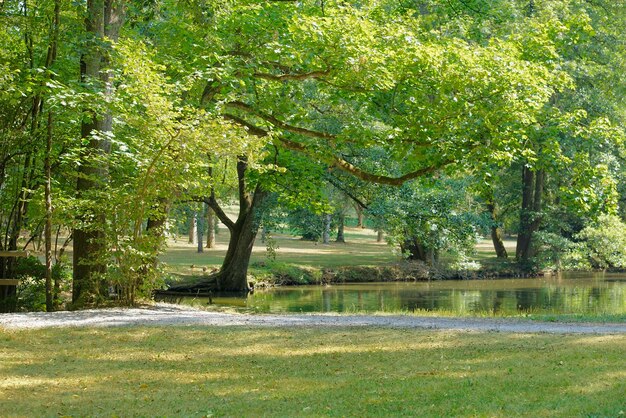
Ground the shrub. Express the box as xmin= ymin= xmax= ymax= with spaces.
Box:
xmin=533 ymin=232 xmax=591 ymax=271
xmin=251 ymin=260 xmax=321 ymax=285
xmin=576 ymin=214 xmax=626 ymax=269
xmin=13 ymin=256 xmax=70 ymax=311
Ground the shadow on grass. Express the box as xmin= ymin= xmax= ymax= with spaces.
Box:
xmin=1 ymin=327 xmax=625 ymax=417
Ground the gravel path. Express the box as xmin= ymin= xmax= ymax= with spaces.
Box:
xmin=1 ymin=303 xmax=625 ymax=334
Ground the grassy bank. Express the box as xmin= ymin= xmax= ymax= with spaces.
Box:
xmin=1 ymin=326 xmax=624 ymax=417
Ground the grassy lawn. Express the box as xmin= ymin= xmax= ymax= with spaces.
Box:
xmin=158 ymin=226 xmax=519 ymax=276
xmin=1 ymin=326 xmax=624 ymax=417
xmin=159 ymin=226 xmax=398 ymax=276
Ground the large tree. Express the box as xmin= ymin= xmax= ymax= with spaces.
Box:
xmin=155 ymin=0 xmax=566 ymax=291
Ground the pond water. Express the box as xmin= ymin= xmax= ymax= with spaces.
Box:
xmin=160 ymin=273 xmax=626 ymax=316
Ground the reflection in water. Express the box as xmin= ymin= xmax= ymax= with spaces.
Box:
xmin=159 ymin=274 xmax=626 ymax=315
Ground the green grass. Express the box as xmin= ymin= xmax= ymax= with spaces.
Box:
xmin=525 ymin=312 xmax=626 ymax=323
xmin=159 ymin=227 xmax=398 ymax=276
xmin=1 ymin=326 xmax=624 ymax=417
xmin=159 ymin=228 xmax=517 ymax=278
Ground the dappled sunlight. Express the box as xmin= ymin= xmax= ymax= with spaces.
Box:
xmin=571 ymin=335 xmax=626 ymax=345
xmin=0 ymin=375 xmax=74 ymax=389
xmin=201 ymin=338 xmax=456 ymax=358
xmin=160 ymin=226 xmax=397 ymax=273
xmin=565 ymin=371 xmax=626 ymax=395
xmin=2 ymin=327 xmax=625 ymax=417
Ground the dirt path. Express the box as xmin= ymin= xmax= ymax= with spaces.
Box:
xmin=1 ymin=303 xmax=624 ymax=334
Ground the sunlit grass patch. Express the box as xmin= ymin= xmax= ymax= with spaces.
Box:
xmin=1 ymin=326 xmax=624 ymax=417
xmin=159 ymin=227 xmax=398 ymax=275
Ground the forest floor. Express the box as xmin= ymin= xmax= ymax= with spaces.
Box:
xmin=1 ymin=303 xmax=624 ymax=334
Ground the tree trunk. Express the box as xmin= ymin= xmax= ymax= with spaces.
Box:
xmin=72 ymin=0 xmax=125 ymax=305
xmin=402 ymin=238 xmax=436 ymax=265
xmin=336 ymin=213 xmax=345 ymax=243
xmin=188 ymin=214 xmax=196 ymax=244
xmin=196 ymin=210 xmax=204 ymax=253
xmin=205 ymin=204 xmax=215 ymax=248
xmin=213 ymin=195 xmax=263 ymax=291
xmin=516 ymin=166 xmax=544 ymax=264
xmin=145 ymin=199 xmax=169 ymax=266
xmin=167 ymin=158 xmax=267 ymax=293
xmin=44 ymin=0 xmax=60 ymax=312
xmin=355 ymin=204 xmax=365 ymax=228
xmin=322 ymin=214 xmax=331 ymax=244
xmin=516 ymin=166 xmax=534 ymax=261
xmin=486 ymin=202 xmax=508 ymax=259
xmin=45 ymin=113 xmax=54 ymax=311
xmin=377 ymin=229 xmax=384 ymax=242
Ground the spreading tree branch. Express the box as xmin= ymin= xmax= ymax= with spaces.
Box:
xmin=226 ymin=101 xmax=335 ymax=140
xmin=222 ymin=113 xmax=453 ymax=186
xmin=204 ymin=195 xmax=235 ymax=231
xmin=325 ymin=174 xmax=369 ymax=210
xmin=254 ymin=69 xmax=330 ymax=81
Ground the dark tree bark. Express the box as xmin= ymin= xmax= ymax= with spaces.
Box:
xmin=145 ymin=200 xmax=169 ymax=260
xmin=73 ymin=0 xmax=125 ymax=304
xmin=401 ymin=238 xmax=437 ymax=265
xmin=377 ymin=229 xmax=384 ymax=243
xmin=196 ymin=210 xmax=204 ymax=253
xmin=515 ymin=166 xmax=544 ymax=264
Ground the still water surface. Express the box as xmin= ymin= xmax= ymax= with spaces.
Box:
xmin=165 ymin=274 xmax=626 ymax=315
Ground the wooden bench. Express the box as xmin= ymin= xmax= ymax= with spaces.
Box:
xmin=0 ymin=250 xmax=29 ymax=312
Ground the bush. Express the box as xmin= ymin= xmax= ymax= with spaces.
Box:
xmin=12 ymin=256 xmax=70 ymax=312
xmin=251 ymin=260 xmax=321 ymax=285
xmin=533 ymin=232 xmax=591 ymax=271
xmin=576 ymin=214 xmax=626 ymax=269
xmin=287 ymin=209 xmax=328 ymax=241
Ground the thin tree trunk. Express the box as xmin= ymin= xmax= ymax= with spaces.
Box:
xmin=196 ymin=210 xmax=204 ymax=253
xmin=323 ymin=214 xmax=331 ymax=244
xmin=528 ymin=169 xmax=544 ymax=259
xmin=44 ymin=0 xmax=60 ymax=312
xmin=516 ymin=165 xmax=535 ymax=261
xmin=205 ymin=204 xmax=215 ymax=248
xmin=188 ymin=214 xmax=196 ymax=244
xmin=336 ymin=213 xmax=345 ymax=243
xmin=377 ymin=229 xmax=384 ymax=242
xmin=516 ymin=166 xmax=544 ymax=264
xmin=45 ymin=113 xmax=54 ymax=311
xmin=486 ymin=202 xmax=508 ymax=259
xmin=355 ymin=204 xmax=365 ymax=228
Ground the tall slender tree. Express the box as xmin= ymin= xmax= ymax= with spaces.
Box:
xmin=73 ymin=0 xmax=125 ymax=304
